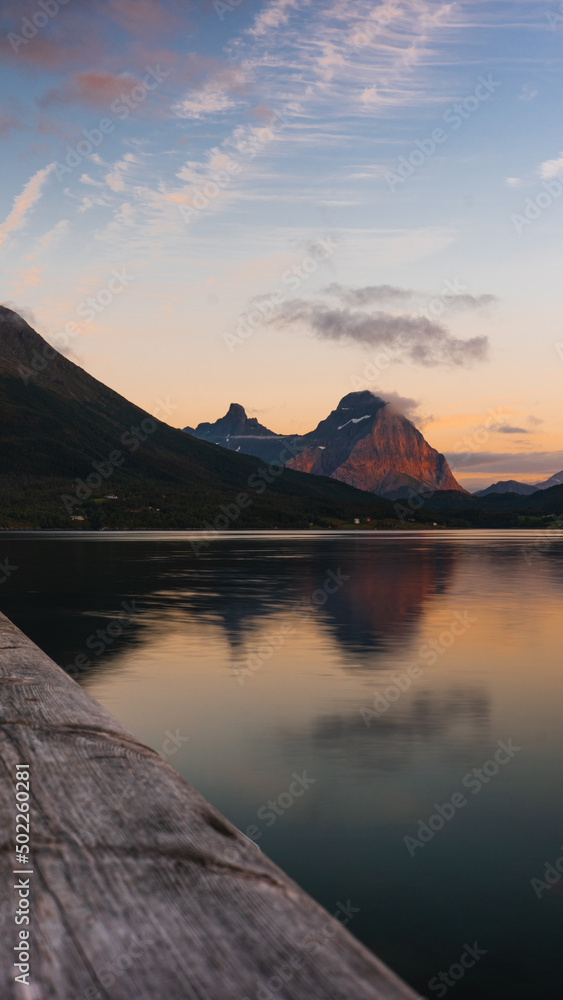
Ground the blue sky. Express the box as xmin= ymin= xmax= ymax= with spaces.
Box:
xmin=0 ymin=0 xmax=562 ymax=489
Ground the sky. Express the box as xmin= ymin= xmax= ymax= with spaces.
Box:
xmin=0 ymin=0 xmax=562 ymax=491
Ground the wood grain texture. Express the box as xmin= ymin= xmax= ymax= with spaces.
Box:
xmin=0 ymin=611 xmax=421 ymax=1000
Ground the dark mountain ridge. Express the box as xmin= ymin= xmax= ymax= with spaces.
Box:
xmin=536 ymin=470 xmax=563 ymax=489
xmin=475 ymin=480 xmax=538 ymax=497
xmin=0 ymin=306 xmax=396 ymax=529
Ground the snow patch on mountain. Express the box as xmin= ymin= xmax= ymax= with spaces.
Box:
xmin=337 ymin=415 xmax=371 ymax=430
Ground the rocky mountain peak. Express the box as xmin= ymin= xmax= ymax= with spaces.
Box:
xmin=188 ymin=391 xmax=466 ymax=498
xmin=336 ymin=390 xmax=387 ymax=412
xmin=226 ymin=402 xmax=247 ymax=419
xmin=187 ymin=402 xmax=280 ymax=445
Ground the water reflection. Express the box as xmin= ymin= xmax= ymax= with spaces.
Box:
xmin=1 ymin=533 xmax=460 ymax=676
xmin=1 ymin=531 xmax=563 ymax=1000
xmin=309 ymin=687 xmax=491 ymax=771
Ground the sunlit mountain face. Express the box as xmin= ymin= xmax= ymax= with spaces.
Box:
xmin=188 ymin=392 xmax=466 ymax=498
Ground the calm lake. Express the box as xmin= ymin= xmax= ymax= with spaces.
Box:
xmin=1 ymin=530 xmax=562 ymax=998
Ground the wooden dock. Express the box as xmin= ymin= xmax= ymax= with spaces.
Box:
xmin=0 ymin=610 xmax=421 ymax=1000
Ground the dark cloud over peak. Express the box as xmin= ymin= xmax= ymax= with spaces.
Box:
xmin=324 ymin=283 xmax=497 ymax=312
xmin=269 ymin=298 xmax=488 ymax=367
xmin=325 ymin=283 xmax=416 ymax=306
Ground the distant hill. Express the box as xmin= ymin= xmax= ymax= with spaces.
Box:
xmin=0 ymin=307 xmax=397 ymax=530
xmin=414 ymin=481 xmax=563 ymax=527
xmin=475 ymin=480 xmax=538 ymax=497
xmin=536 ymin=470 xmax=563 ymax=490
xmin=187 ymin=391 xmax=467 ymax=499
xmin=530 ymin=483 xmax=563 ymax=512
xmin=475 ymin=471 xmax=563 ymax=497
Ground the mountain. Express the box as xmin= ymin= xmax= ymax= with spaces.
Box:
xmin=188 ymin=391 xmax=466 ymax=499
xmin=186 ymin=403 xmax=298 ymax=463
xmin=535 ymin=470 xmax=563 ymax=490
xmin=475 ymin=480 xmax=538 ymax=497
xmin=410 ymin=481 xmax=563 ymax=529
xmin=527 ymin=483 xmax=563 ymax=512
xmin=0 ymin=307 xmax=396 ymax=529
xmin=195 ymin=402 xmax=274 ymax=440
xmin=474 ymin=470 xmax=563 ymax=497
xmin=286 ymin=392 xmax=466 ymax=497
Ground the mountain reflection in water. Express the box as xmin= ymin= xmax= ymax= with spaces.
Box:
xmin=1 ymin=531 xmax=562 ymax=1000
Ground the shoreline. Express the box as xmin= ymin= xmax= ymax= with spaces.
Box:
xmin=0 ymin=525 xmax=561 ymax=536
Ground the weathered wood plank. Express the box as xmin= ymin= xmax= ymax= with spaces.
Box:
xmin=0 ymin=611 xmax=420 ymax=1000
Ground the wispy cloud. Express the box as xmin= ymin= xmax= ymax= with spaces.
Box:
xmin=174 ymin=66 xmax=249 ymax=120
xmin=11 ymin=266 xmax=43 ymax=293
xmin=444 ymin=451 xmax=563 ymax=475
xmin=325 ymin=283 xmax=496 ymax=311
xmin=80 ymin=174 xmax=105 ymax=188
xmin=538 ymin=152 xmax=563 ymax=180
xmin=174 ymin=86 xmax=239 ymax=119
xmin=0 ymin=164 xmax=55 ymax=248
xmin=29 ymin=219 xmax=69 ymax=258
xmin=10 ymin=219 xmax=69 ymax=296
xmin=248 ymin=0 xmax=304 ymax=37
xmin=266 ymin=297 xmax=489 ymax=366
xmin=518 ymin=83 xmax=538 ymax=102
xmin=236 ymin=0 xmax=466 ymax=128
xmin=383 ymin=391 xmax=432 ymax=427
xmin=105 ymin=153 xmax=138 ymax=192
